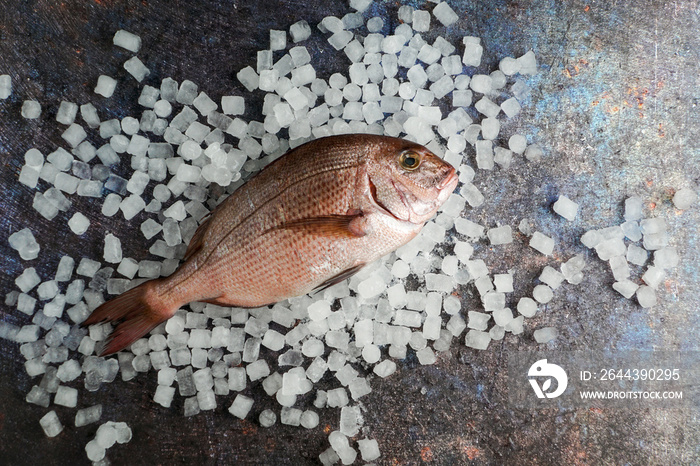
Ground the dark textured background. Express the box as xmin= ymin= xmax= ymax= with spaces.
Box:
xmin=0 ymin=0 xmax=698 ymax=464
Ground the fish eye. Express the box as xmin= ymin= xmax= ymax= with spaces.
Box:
xmin=399 ymin=150 xmax=421 ymax=171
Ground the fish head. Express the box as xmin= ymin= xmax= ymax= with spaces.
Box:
xmin=368 ymin=138 xmax=458 ymax=224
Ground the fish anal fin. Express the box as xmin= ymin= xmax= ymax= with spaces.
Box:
xmin=277 ymin=214 xmax=368 ymax=239
xmin=197 ymin=295 xmax=230 ymax=306
xmin=313 ymin=263 xmax=366 ymax=293
xmin=183 ymin=213 xmax=212 ymax=261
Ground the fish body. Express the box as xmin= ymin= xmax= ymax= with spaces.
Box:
xmin=84 ymin=134 xmax=457 ymax=354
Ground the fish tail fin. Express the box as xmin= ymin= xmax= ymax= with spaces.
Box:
xmin=82 ymin=279 xmax=172 ymax=356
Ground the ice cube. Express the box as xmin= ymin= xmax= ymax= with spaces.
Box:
xmin=492 ymin=308 xmax=514 ymax=327
xmin=229 ymin=394 xmax=254 ymax=419
xmin=636 ymin=285 xmax=656 ymax=308
xmin=609 ymin=255 xmax=630 ymax=281
xmin=508 ymin=134 xmax=527 ymax=154
xmin=117 ymin=194 xmax=145 ymax=220
xmin=487 ymin=225 xmax=513 ymax=245
xmin=19 ymin=165 xmax=40 ymax=188
xmin=261 ymin=329 xmax=285 ymax=351
xmin=621 ymin=220 xmax=642 ymax=241
xmin=539 ymin=266 xmax=566 ymax=289
xmin=641 ymin=266 xmax=665 ymax=289
xmin=483 ymin=291 xmax=506 ymax=311
xmin=425 ymin=273 xmax=454 ymax=293
xmin=494 ymin=273 xmax=514 ymax=293
xmin=153 ymin=384 xmax=175 ymax=407
xmin=39 ymin=411 xmax=63 ymax=437
xmin=113 ymin=29 xmax=141 ymax=52
xmin=290 ymin=20 xmax=311 ymax=42
xmin=653 ymin=247 xmax=678 ymax=269
xmin=433 ymin=1 xmax=459 ymax=25
xmin=517 ymin=51 xmax=540 ymax=76
xmin=373 ymin=359 xmax=396 ymax=378
xmin=532 ymin=284 xmax=554 ymax=304
xmin=35 ymin=283 xmax=56 ymax=305
xmin=501 ymin=97 xmax=522 ymax=118
xmin=103 ymin=233 xmax=122 ymax=264
xmin=61 ymin=123 xmax=87 ymax=148
xmin=672 ymin=187 xmax=697 ymax=210
xmin=21 ymin=100 xmax=41 ymax=119
xmin=524 ymin=144 xmax=543 ymax=162
xmin=56 ymin=101 xmax=78 ymax=125
xmin=9 ymin=228 xmax=40 ymax=261
xmin=95 ymin=75 xmax=117 ymax=98
xmin=16 ymin=268 xmax=41 ymax=293
xmin=461 ymin=37 xmax=483 ymax=66
xmin=101 ymin=193 xmax=122 ymax=217
xmin=26 ymin=385 xmax=50 ymax=407
xmin=114 ymin=421 xmax=132 ymax=444
xmin=76 ymin=258 xmax=101 ymax=278
xmin=595 ymin=237 xmax=626 ymax=261
xmin=123 ymin=56 xmax=150 ymax=82
xmin=175 ymin=80 xmax=198 ymax=105
xmin=237 ymin=66 xmax=259 ymax=92
xmin=158 ymin=367 xmax=177 ymax=386
xmin=612 ymin=280 xmax=639 ymax=299
xmin=467 ymin=311 xmax=490 ymax=331
xmin=533 ymin=327 xmax=558 ymax=343
xmin=530 ymin=232 xmax=554 ymax=255
xmin=505 ymin=315 xmax=524 ymax=334
xmin=247 ymin=359 xmax=270 ymax=381
xmin=470 ymin=74 xmax=492 ymax=94
xmin=136 ymin=85 xmax=160 ymax=109
xmin=269 ymin=28 xmax=287 ymax=51
xmin=439 ymin=296 xmax=459 ymax=316
xmin=0 ymin=74 xmax=11 ymax=99
xmin=150 ymin=100 xmax=173 ymax=119
xmin=466 ymin=259 xmax=488 ymax=279
xmin=54 ymin=385 xmax=78 ymax=407
xmin=259 ymin=409 xmax=277 ymax=427
xmin=624 ymin=196 xmax=644 ymax=221
xmin=553 ymin=195 xmax=579 ymax=221
xmin=40 ymin=411 xmax=64 ymax=437
xmin=94 ymin=423 xmax=118 ymax=451
xmin=414 ymin=347 xmax=435 ymax=365
xmin=412 ymin=10 xmax=430 ymax=31
xmin=465 ymin=330 xmax=490 ymax=350
xmin=197 ymin=389 xmax=217 ymax=411
xmin=460 ymin=183 xmax=485 ymax=207
xmin=17 ymin=293 xmax=37 ymax=315
xmin=329 ymin=431 xmax=357 ymax=465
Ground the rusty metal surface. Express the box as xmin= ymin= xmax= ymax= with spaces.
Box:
xmin=1 ymin=0 xmax=698 ymax=464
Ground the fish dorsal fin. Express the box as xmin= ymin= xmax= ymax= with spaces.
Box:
xmin=313 ymin=263 xmax=366 ymax=293
xmin=275 ymin=214 xmax=368 ymax=238
xmin=183 ymin=212 xmax=212 ymax=262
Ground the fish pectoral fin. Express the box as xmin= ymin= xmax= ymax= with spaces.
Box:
xmin=313 ymin=263 xmax=366 ymax=293
xmin=276 ymin=214 xmax=368 ymax=238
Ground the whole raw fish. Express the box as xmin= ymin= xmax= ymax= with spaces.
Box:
xmin=84 ymin=134 xmax=458 ymax=355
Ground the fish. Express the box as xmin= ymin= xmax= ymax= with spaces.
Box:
xmin=83 ymin=134 xmax=458 ymax=355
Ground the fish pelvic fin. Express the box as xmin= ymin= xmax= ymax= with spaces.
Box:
xmin=81 ymin=279 xmax=172 ymax=356
xmin=313 ymin=263 xmax=366 ymax=293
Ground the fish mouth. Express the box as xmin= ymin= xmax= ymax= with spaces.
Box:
xmin=438 ymin=167 xmax=458 ymax=192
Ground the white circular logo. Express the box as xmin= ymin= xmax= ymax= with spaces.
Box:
xmin=528 ymin=359 xmax=568 ymax=399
